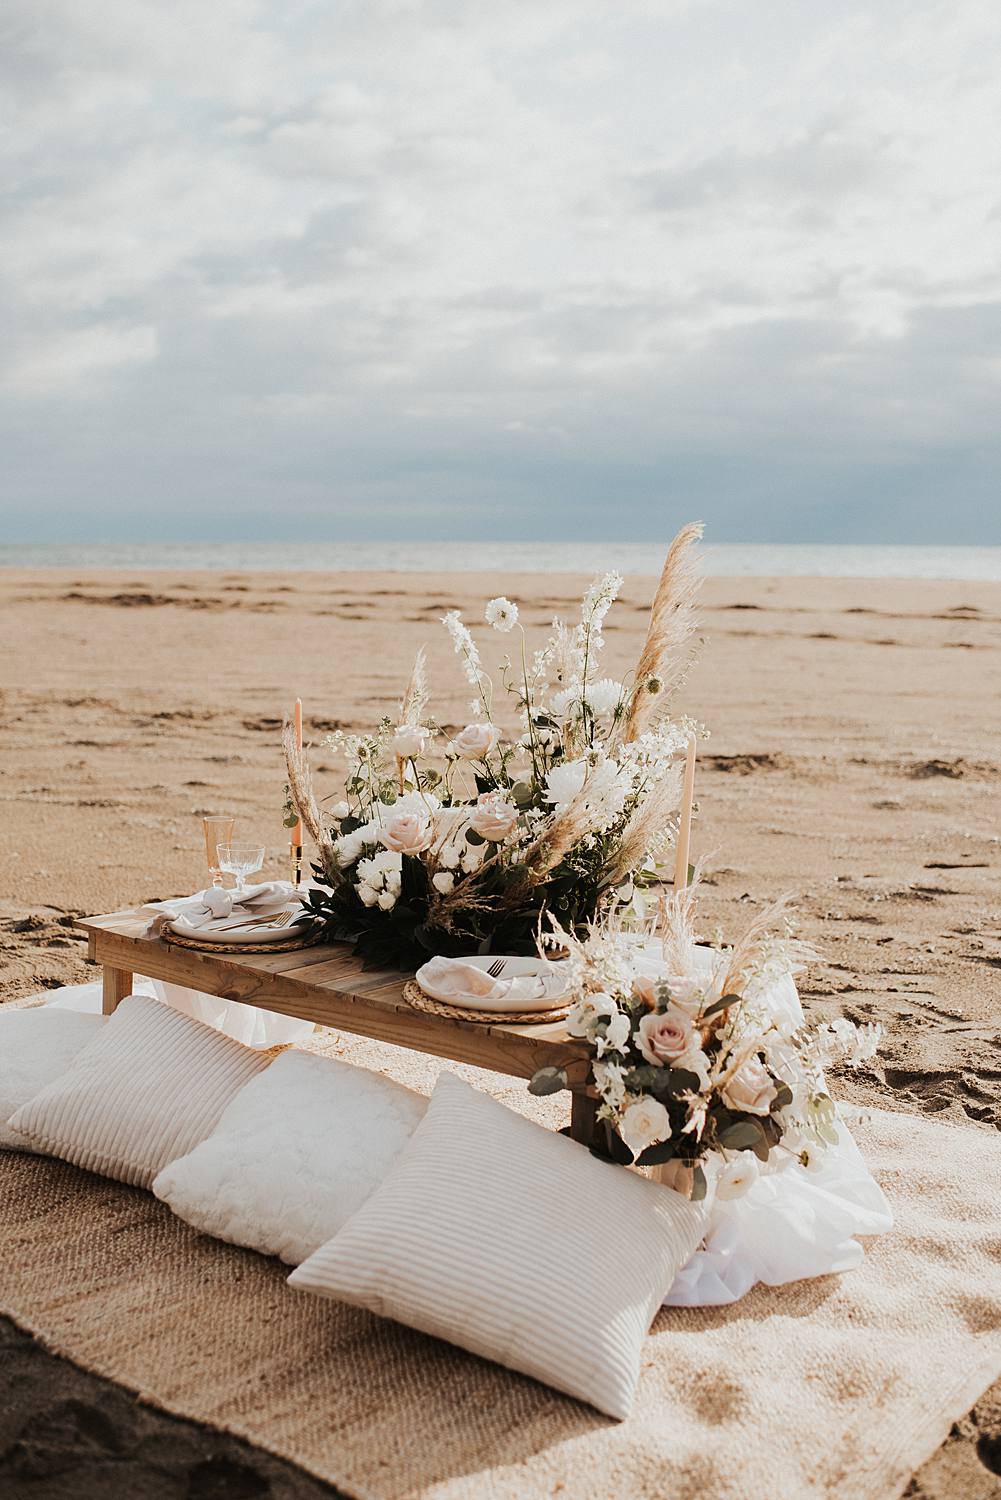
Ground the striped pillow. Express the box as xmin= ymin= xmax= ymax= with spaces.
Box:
xmin=8 ymin=995 xmax=272 ymax=1189
xmin=289 ymin=1072 xmax=706 ymax=1420
xmin=0 ymin=1008 xmax=105 ymax=1151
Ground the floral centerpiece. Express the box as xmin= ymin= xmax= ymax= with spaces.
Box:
xmin=284 ymin=523 xmax=705 ymax=968
xmin=531 ymin=880 xmax=880 ymax=1200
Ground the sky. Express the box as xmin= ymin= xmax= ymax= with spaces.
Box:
xmin=2 ymin=0 xmax=1000 ymax=545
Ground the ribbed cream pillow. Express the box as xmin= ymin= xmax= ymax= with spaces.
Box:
xmin=0 ymin=1008 xmax=105 ymax=1151
xmin=8 ymin=995 xmax=272 ymax=1188
xmin=289 ymin=1072 xmax=707 ymax=1419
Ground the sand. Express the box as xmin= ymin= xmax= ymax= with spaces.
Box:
xmin=0 ymin=567 xmax=999 ymax=1498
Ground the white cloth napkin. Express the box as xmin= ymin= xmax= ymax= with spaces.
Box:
xmin=143 ymin=883 xmax=298 ymax=939
xmin=415 ymin=956 xmax=566 ymax=1007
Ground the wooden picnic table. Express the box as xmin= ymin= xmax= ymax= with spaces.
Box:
xmin=77 ymin=909 xmax=599 ymax=1143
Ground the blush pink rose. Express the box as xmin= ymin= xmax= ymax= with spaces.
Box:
xmin=450 ymin=723 xmax=501 ymax=759
xmin=378 ymin=810 xmax=434 ymax=856
xmin=722 ymin=1056 xmax=777 ymax=1116
xmin=469 ymin=791 xmax=518 ymax=842
xmin=637 ymin=1008 xmax=693 ymax=1067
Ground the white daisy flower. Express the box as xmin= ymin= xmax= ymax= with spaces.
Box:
xmin=484 ymin=596 xmax=519 ymax=632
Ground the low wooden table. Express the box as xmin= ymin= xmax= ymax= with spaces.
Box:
xmin=78 ymin=909 xmax=598 ymax=1143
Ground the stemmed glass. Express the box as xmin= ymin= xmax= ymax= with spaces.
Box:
xmin=202 ymin=816 xmax=235 ymax=887
xmin=216 ymin=843 xmax=266 ymax=896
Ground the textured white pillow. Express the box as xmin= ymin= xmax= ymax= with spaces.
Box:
xmin=0 ymin=1008 xmax=105 ymax=1151
xmin=153 ymin=1050 xmax=427 ymax=1265
xmin=8 ymin=994 xmax=272 ymax=1189
xmin=289 ymin=1072 xmax=706 ymax=1420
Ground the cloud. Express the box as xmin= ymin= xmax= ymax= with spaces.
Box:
xmin=1 ymin=0 xmax=1000 ymax=541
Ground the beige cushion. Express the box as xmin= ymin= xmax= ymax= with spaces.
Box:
xmin=152 ymin=1050 xmax=427 ymax=1265
xmin=8 ymin=995 xmax=272 ymax=1189
xmin=289 ymin=1072 xmax=706 ymax=1419
xmin=0 ymin=1008 xmax=105 ymax=1151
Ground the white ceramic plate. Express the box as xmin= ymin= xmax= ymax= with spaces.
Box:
xmin=165 ymin=915 xmax=311 ymax=947
xmin=415 ymin=955 xmax=570 ymax=1013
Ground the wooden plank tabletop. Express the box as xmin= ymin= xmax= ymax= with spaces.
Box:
xmin=77 ymin=909 xmax=591 ymax=1088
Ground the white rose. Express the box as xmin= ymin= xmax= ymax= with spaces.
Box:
xmin=567 ymin=991 xmax=618 ymax=1038
xmin=449 ymin=723 xmax=500 ymax=760
xmin=392 ymin=724 xmax=430 ymax=759
xmin=716 ymin=1154 xmax=760 ymax=1200
xmin=619 ymin=1097 xmax=671 ymax=1160
xmin=543 ymin=758 xmax=587 ymax=809
xmin=378 ymin=810 xmax=434 ymax=856
xmin=469 ymin=791 xmax=519 ymax=842
xmin=376 ymin=890 xmax=397 ymax=911
xmin=357 ymin=883 xmax=378 ymax=908
xmin=432 ymin=871 xmax=455 ymax=894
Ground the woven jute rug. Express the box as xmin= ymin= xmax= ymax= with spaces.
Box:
xmin=1 ymin=1035 xmax=1000 ymax=1500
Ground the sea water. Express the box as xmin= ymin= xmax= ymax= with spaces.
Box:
xmin=1 ymin=542 xmax=1000 ymax=580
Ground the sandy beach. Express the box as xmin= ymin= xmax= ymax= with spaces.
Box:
xmin=1 ymin=567 xmax=999 ymax=1498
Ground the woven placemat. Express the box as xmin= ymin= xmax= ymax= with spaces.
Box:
xmin=402 ymin=977 xmax=569 ymax=1026
xmin=162 ymin=926 xmax=323 ymax=955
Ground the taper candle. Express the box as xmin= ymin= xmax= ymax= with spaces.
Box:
xmin=291 ymin=699 xmax=303 ymax=849
xmin=673 ymin=734 xmax=697 ymax=889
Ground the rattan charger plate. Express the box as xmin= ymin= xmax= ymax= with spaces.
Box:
xmin=402 ymin=977 xmax=569 ymax=1026
xmin=162 ymin=925 xmax=324 ymax=956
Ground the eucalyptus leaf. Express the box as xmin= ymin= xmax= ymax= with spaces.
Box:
xmin=528 ymin=1067 xmax=569 ymax=1096
xmin=718 ymin=1119 xmax=766 ymax=1151
xmin=690 ymin=1164 xmax=708 ymax=1202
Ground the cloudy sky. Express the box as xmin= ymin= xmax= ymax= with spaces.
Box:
xmin=2 ymin=0 xmax=1000 ymax=544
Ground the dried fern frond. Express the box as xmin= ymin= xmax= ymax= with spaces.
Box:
xmin=623 ymin=521 xmax=704 ymax=741
xmin=604 ymin=763 xmax=684 ymax=886
xmin=282 ymin=712 xmax=337 ymax=878
xmin=659 ymin=859 xmax=706 ymax=974
xmin=399 ymin=647 xmax=429 ymax=726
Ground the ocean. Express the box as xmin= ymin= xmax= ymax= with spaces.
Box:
xmin=1 ymin=542 xmax=1000 ymax=580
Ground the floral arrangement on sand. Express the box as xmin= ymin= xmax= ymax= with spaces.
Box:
xmin=283 ymin=523 xmax=706 ymax=968
xmin=531 ymin=880 xmax=880 ymax=1199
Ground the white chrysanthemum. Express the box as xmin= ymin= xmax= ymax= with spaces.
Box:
xmin=543 ymin=758 xmax=587 ymax=808
xmin=484 ymin=596 xmax=519 ymax=633
xmin=585 ymin=678 xmax=625 ymax=716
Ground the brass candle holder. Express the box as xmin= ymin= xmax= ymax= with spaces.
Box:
xmin=290 ymin=843 xmax=303 ymax=889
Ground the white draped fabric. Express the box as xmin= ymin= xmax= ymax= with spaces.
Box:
xmin=44 ymin=977 xmax=314 ymax=1048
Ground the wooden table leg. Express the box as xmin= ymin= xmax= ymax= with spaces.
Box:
xmin=570 ymin=1090 xmax=600 ymax=1148
xmin=102 ymin=965 xmax=133 ymax=1015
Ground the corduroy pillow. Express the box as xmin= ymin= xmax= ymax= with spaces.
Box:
xmin=289 ymin=1072 xmax=707 ymax=1420
xmin=0 ymin=1008 xmax=105 ymax=1151
xmin=8 ymin=995 xmax=272 ymax=1188
xmin=153 ymin=1050 xmax=427 ymax=1264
